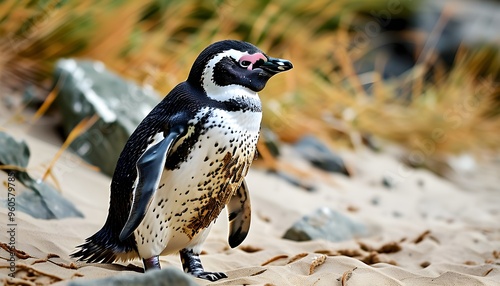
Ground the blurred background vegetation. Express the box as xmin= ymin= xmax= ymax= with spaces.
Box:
xmin=0 ymin=0 xmax=499 ymax=173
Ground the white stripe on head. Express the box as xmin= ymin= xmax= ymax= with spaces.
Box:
xmin=201 ymin=49 xmax=261 ymax=102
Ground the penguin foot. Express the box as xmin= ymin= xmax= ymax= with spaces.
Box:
xmin=180 ymin=248 xmax=227 ymax=281
xmin=143 ymin=256 xmax=161 ymax=271
xmin=192 ymin=271 xmax=227 ymax=281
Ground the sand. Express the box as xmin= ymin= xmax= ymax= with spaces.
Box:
xmin=0 ymin=122 xmax=499 ymax=285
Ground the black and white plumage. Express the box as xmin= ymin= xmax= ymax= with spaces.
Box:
xmin=71 ymin=40 xmax=292 ymax=281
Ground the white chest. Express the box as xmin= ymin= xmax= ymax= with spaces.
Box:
xmin=134 ymin=107 xmax=261 ymax=257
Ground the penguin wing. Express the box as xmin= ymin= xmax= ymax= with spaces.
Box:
xmin=227 ymin=179 xmax=251 ymax=248
xmin=119 ymin=124 xmax=186 ymax=241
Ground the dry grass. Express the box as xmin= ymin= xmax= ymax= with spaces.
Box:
xmin=0 ymin=0 xmax=499 ymax=168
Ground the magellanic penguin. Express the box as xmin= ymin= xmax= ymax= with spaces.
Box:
xmin=71 ymin=40 xmax=292 ymax=281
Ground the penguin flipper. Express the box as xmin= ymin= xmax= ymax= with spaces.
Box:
xmin=227 ymin=179 xmax=251 ymax=248
xmin=119 ymin=124 xmax=186 ymax=242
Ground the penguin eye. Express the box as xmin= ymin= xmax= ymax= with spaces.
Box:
xmin=239 ymin=60 xmax=252 ymax=69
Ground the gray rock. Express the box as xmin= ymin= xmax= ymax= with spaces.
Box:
xmin=294 ymin=135 xmax=350 ymax=176
xmin=260 ymin=127 xmax=281 ymax=157
xmin=0 ymin=131 xmax=30 ymax=168
xmin=382 ymin=175 xmax=396 ymax=189
xmin=0 ymin=131 xmax=83 ymax=219
xmin=370 ymin=196 xmax=380 ymax=206
xmin=68 ymin=267 xmax=199 ymax=286
xmin=272 ymin=170 xmax=316 ymax=192
xmin=14 ymin=177 xmax=84 ymax=219
xmin=54 ymin=59 xmax=159 ymax=176
xmin=283 ymin=207 xmax=368 ymax=242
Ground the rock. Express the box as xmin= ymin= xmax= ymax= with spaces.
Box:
xmin=68 ymin=267 xmax=198 ymax=286
xmin=283 ymin=207 xmax=368 ymax=242
xmin=361 ymin=133 xmax=382 ymax=152
xmin=417 ymin=178 xmax=425 ymax=188
xmin=447 ymin=154 xmax=477 ymax=173
xmin=370 ymin=197 xmax=380 ymax=206
xmin=0 ymin=131 xmax=83 ymax=219
xmin=354 ymin=1 xmax=500 ymax=94
xmin=23 ymin=85 xmax=46 ymax=108
xmin=415 ymin=1 xmax=500 ymax=62
xmin=14 ymin=178 xmax=84 ymax=219
xmin=381 ymin=175 xmax=396 ymax=189
xmin=294 ymin=135 xmax=350 ymax=176
xmin=0 ymin=131 xmax=30 ymax=168
xmin=260 ymin=127 xmax=281 ymax=157
xmin=54 ymin=59 xmax=159 ymax=176
xmin=271 ymin=170 xmax=316 ymax=192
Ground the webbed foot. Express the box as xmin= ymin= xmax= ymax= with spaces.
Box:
xmin=180 ymin=248 xmax=227 ymax=281
xmin=192 ymin=271 xmax=227 ymax=281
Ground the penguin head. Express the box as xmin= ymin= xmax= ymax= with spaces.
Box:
xmin=187 ymin=40 xmax=293 ymax=100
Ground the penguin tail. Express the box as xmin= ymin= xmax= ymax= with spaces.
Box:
xmin=70 ymin=225 xmax=138 ymax=263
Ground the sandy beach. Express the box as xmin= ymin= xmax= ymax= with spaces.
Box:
xmin=1 ymin=119 xmax=499 ymax=285
xmin=1 ymin=0 xmax=499 ymax=285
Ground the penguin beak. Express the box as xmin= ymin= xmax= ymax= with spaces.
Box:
xmin=260 ymin=57 xmax=293 ymax=75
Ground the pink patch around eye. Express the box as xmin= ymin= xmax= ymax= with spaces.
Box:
xmin=240 ymin=53 xmax=267 ymax=70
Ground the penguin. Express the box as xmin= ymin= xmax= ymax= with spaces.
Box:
xmin=71 ymin=40 xmax=292 ymax=281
